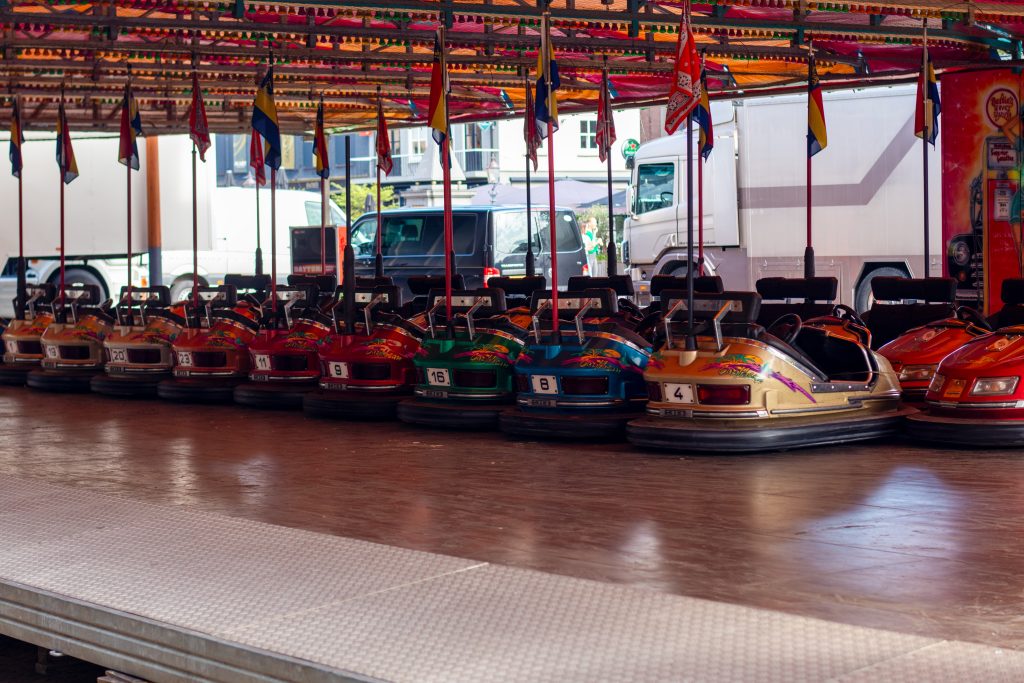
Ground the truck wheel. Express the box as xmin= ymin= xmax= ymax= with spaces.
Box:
xmin=855 ymin=266 xmax=905 ymax=313
xmin=52 ymin=268 xmax=107 ymax=300
xmin=170 ymin=277 xmax=204 ymax=302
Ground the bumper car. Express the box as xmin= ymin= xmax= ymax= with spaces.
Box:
xmin=233 ymin=275 xmax=336 ymax=409
xmin=626 ymin=289 xmax=906 ymax=453
xmin=0 ymin=284 xmax=56 ymax=386
xmin=90 ymin=286 xmax=186 ymax=398
xmin=905 ymin=278 xmax=1024 ymax=446
xmin=303 ymin=279 xmax=423 ymax=420
xmin=499 ymin=284 xmax=653 ymax=440
xmin=861 ymin=277 xmax=957 ymax=349
xmin=156 ymin=280 xmax=263 ymax=402
xmin=27 ymin=284 xmax=114 ymax=393
xmin=396 ymin=286 xmax=530 ymax=429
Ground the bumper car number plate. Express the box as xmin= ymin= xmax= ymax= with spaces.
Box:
xmin=177 ymin=351 xmax=193 ymax=366
xmin=664 ymin=383 xmax=695 ymax=403
xmin=426 ymin=368 xmax=451 ymax=387
xmin=531 ymin=375 xmax=558 ymax=394
xmin=110 ymin=348 xmax=127 ymax=363
xmin=44 ymin=345 xmax=58 ymax=359
xmin=328 ymin=362 xmax=349 ymax=379
xmin=254 ymin=354 xmax=270 ymax=370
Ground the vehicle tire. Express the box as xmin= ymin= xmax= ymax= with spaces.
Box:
xmin=52 ymin=268 xmax=107 ymax=301
xmin=854 ymin=266 xmax=906 ymax=313
xmin=170 ymin=277 xmax=203 ymax=302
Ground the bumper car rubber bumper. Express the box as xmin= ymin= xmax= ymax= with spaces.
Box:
xmin=0 ymin=364 xmax=35 ymax=386
xmin=626 ymin=407 xmax=913 ymax=454
xmin=157 ymin=377 xmax=242 ymax=403
xmin=499 ymin=407 xmax=640 ymax=440
xmin=397 ymin=397 xmax=509 ymax=430
xmin=90 ymin=373 xmax=167 ymax=398
xmin=303 ymin=390 xmax=408 ymax=420
xmin=26 ymin=369 xmax=98 ymax=393
xmin=904 ymin=410 xmax=1024 ymax=447
xmin=233 ymin=381 xmax=317 ymax=409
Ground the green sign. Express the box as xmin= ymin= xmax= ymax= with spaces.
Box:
xmin=622 ymin=139 xmax=640 ymax=160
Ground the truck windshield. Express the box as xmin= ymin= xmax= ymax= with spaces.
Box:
xmin=304 ymin=201 xmax=345 ymax=226
xmin=350 ymin=214 xmax=478 ymax=257
xmin=634 ymin=163 xmax=674 ymax=215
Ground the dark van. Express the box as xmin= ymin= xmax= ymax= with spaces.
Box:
xmin=342 ymin=206 xmax=587 ymax=297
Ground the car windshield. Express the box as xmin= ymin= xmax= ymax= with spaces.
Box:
xmin=350 ymin=214 xmax=478 ymax=257
xmin=493 ymin=210 xmax=581 ymax=259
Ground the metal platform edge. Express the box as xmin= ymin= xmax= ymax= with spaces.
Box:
xmin=0 ymin=579 xmax=381 ymax=683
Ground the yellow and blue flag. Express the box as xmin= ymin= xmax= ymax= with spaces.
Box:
xmin=695 ymin=65 xmax=713 ymax=160
xmin=118 ymin=80 xmax=143 ymax=171
xmin=807 ymin=54 xmax=827 ymax=157
xmin=56 ymin=97 xmax=78 ymax=184
xmin=9 ymin=97 xmax=23 ymax=178
xmin=252 ymin=66 xmax=281 ymax=170
xmin=313 ymin=97 xmax=330 ymax=180
xmin=427 ymin=30 xmax=449 ymax=147
xmin=915 ymin=53 xmax=941 ymax=146
xmin=534 ymin=15 xmax=560 ymax=139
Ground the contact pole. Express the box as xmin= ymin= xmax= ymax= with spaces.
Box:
xmin=805 ymin=152 xmax=814 ymax=278
xmin=191 ymin=143 xmax=198 ymax=310
xmin=443 ymin=135 xmax=453 ymax=317
xmin=923 ymin=126 xmax=930 ymax=278
xmin=255 ymin=182 xmax=263 ymax=275
xmin=320 ymin=175 xmax=327 ymax=275
xmin=343 ymin=136 xmax=355 ymax=332
xmin=697 ymin=146 xmax=704 ymax=276
xmin=127 ymin=150 xmax=133 ymax=310
xmin=525 ymin=76 xmax=536 ymax=278
xmin=375 ymin=161 xmax=384 ymax=278
xmin=604 ymin=64 xmax=617 ymax=277
xmin=270 ymin=168 xmax=277 ymax=308
xmin=544 ymin=12 xmax=558 ymax=332
xmin=16 ymin=172 xmax=25 ymax=319
xmin=59 ymin=167 xmax=66 ymax=320
xmin=685 ymin=113 xmax=695 ymax=351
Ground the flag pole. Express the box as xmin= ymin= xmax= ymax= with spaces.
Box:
xmin=58 ymin=87 xmax=66 ymax=321
xmin=805 ymin=45 xmax=815 ymax=279
xmin=191 ymin=141 xmax=199 ymax=311
xmin=343 ymin=135 xmax=355 ymax=332
xmin=922 ymin=20 xmax=931 ymax=279
xmin=525 ymin=75 xmax=536 ymax=278
xmin=319 ymin=97 xmax=327 ymax=276
xmin=271 ymin=166 xmax=277 ymax=307
xmin=375 ymin=86 xmax=385 ymax=278
xmin=543 ymin=11 xmax=559 ymax=332
xmin=697 ymin=53 xmax=705 ymax=277
xmin=441 ymin=25 xmax=454 ymax=318
xmin=603 ymin=58 xmax=617 ymax=277
xmin=15 ymin=97 xmax=25 ymax=320
xmin=255 ymin=181 xmax=262 ymax=275
xmin=127 ymin=128 xmax=133 ymax=307
xmin=685 ymin=111 xmax=695 ymax=351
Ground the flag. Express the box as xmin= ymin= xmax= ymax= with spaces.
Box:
xmin=9 ymin=97 xmax=23 ymax=178
xmin=665 ymin=14 xmax=701 ymax=135
xmin=427 ymin=30 xmax=449 ymax=147
xmin=188 ymin=72 xmax=211 ymax=161
xmin=915 ymin=52 xmax=941 ymax=146
xmin=376 ymin=97 xmax=393 ymax=176
xmin=807 ymin=54 xmax=828 ymax=157
xmin=524 ymin=84 xmax=541 ymax=171
xmin=695 ymin=64 xmax=713 ymax=160
xmin=534 ymin=16 xmax=560 ymax=139
xmin=55 ymin=98 xmax=78 ymax=185
xmin=596 ymin=72 xmax=616 ymax=163
xmin=313 ymin=97 xmax=330 ymax=180
xmin=118 ymin=80 xmax=143 ymax=171
xmin=252 ymin=66 xmax=281 ymax=170
xmin=249 ymin=128 xmax=266 ymax=187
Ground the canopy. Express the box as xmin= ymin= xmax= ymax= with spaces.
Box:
xmin=1 ymin=1 xmax=1021 ymax=134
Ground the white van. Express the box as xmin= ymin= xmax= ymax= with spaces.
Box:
xmin=161 ymin=186 xmax=345 ymax=300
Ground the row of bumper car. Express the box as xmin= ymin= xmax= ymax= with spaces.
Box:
xmin=4 ymin=271 xmax=1024 ymax=451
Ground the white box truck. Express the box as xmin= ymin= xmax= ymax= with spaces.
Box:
xmin=623 ymin=84 xmax=942 ymax=310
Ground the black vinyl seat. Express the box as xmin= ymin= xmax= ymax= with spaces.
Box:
xmin=403 ymin=274 xmax=467 ymax=316
xmin=755 ymin=277 xmax=838 ymax=327
xmin=487 ymin=276 xmax=547 ymax=309
xmin=988 ymin=278 xmax=1024 ymax=329
xmin=567 ymin=275 xmax=635 ymax=297
xmin=861 ymin=277 xmax=956 ymax=349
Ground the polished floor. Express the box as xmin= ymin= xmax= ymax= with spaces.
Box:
xmin=1 ymin=387 xmax=1022 ymax=651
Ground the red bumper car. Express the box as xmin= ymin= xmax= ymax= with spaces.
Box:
xmin=27 ymin=284 xmax=114 ymax=393
xmin=0 ymin=284 xmax=56 ymax=386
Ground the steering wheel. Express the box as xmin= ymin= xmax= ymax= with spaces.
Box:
xmin=767 ymin=313 xmax=803 ymax=345
xmin=956 ymin=305 xmax=992 ymax=331
xmin=832 ymin=304 xmax=866 ymax=327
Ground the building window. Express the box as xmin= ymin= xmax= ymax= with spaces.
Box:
xmin=580 ymin=119 xmax=598 ymax=150
xmin=409 ymin=129 xmax=427 ymax=161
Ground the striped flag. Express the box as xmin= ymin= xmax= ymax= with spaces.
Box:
xmin=665 ymin=10 xmax=701 ymax=135
xmin=188 ymin=72 xmax=211 ymax=162
xmin=249 ymin=128 xmax=266 ymax=187
xmin=313 ymin=97 xmax=330 ymax=180
xmin=695 ymin=63 xmax=714 ymax=160
xmin=427 ymin=30 xmax=449 ymax=147
xmin=524 ymin=84 xmax=540 ymax=171
xmin=252 ymin=66 xmax=281 ymax=170
xmin=915 ymin=50 xmax=941 ymax=146
xmin=376 ymin=97 xmax=393 ymax=176
xmin=9 ymin=97 xmax=23 ymax=178
xmin=55 ymin=98 xmax=78 ymax=184
xmin=596 ymin=71 xmax=616 ymax=164
xmin=534 ymin=15 xmax=560 ymax=139
xmin=118 ymin=80 xmax=143 ymax=171
xmin=807 ymin=53 xmax=828 ymax=157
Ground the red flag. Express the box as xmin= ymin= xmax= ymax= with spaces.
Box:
xmin=249 ymin=128 xmax=266 ymax=187
xmin=376 ymin=97 xmax=393 ymax=176
xmin=524 ymin=84 xmax=540 ymax=172
xmin=596 ymin=72 xmax=617 ymax=163
xmin=665 ymin=14 xmax=701 ymax=135
xmin=188 ymin=71 xmax=211 ymax=161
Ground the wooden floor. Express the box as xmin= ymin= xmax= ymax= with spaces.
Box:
xmin=1 ymin=387 xmax=1022 ymax=651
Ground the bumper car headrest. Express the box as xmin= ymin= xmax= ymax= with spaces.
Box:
xmin=61 ymin=283 xmax=102 ymax=306
xmin=23 ymin=283 xmax=56 ymax=304
xmin=196 ymin=285 xmax=238 ymax=307
xmin=650 ymin=275 xmax=725 ymax=297
xmin=870 ymin=277 xmax=955 ymax=303
xmin=567 ymin=275 xmax=634 ymax=296
xmin=271 ymin=285 xmax=314 ymax=304
xmin=288 ymin=274 xmax=337 ymax=293
xmin=409 ymin=274 xmax=466 ymax=295
xmin=353 ymin=285 xmax=402 ymax=311
xmin=224 ymin=273 xmax=271 ymax=295
xmin=355 ymin=276 xmax=395 ymax=288
xmin=660 ymin=290 xmax=761 ymax=324
xmin=427 ymin=288 xmax=507 ymax=315
xmin=117 ymin=285 xmax=171 ymax=307
xmin=1001 ymin=278 xmax=1024 ymax=305
xmin=756 ymin=277 xmax=838 ymax=302
xmin=529 ymin=288 xmax=619 ymax=316
xmin=487 ymin=275 xmax=547 ymax=297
